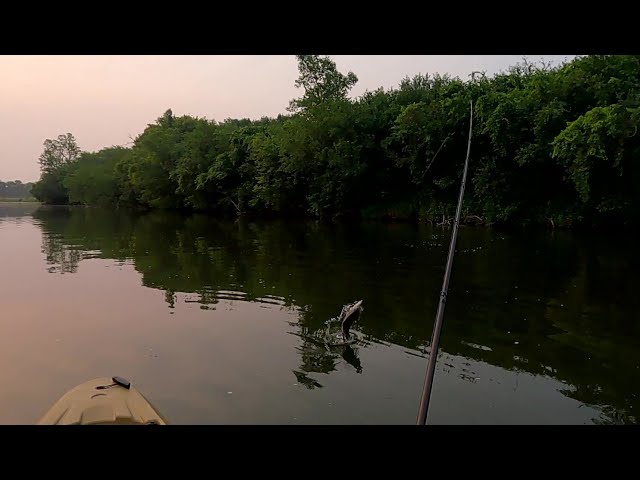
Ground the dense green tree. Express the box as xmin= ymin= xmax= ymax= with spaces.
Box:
xmin=31 ymin=133 xmax=81 ymax=204
xmin=37 ymin=133 xmax=81 ymax=174
xmin=288 ymin=55 xmax=358 ymax=113
xmin=31 ymin=168 xmax=71 ymax=204
xmin=63 ymin=147 xmax=131 ymax=207
xmin=552 ymin=103 xmax=640 ymax=225
xmin=29 ymin=55 xmax=640 ymax=227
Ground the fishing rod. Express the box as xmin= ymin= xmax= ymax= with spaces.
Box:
xmin=416 ymin=72 xmax=479 ymax=425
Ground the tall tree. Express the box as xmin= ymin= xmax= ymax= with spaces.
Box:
xmin=288 ymin=55 xmax=358 ymax=113
xmin=38 ymin=133 xmax=81 ymax=174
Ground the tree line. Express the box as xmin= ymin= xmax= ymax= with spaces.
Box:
xmin=31 ymin=55 xmax=640 ymax=227
xmin=0 ymin=180 xmax=35 ymax=199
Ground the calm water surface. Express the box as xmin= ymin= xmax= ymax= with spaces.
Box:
xmin=0 ymin=203 xmax=638 ymax=424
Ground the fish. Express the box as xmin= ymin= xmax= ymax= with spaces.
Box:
xmin=338 ymin=300 xmax=363 ymax=341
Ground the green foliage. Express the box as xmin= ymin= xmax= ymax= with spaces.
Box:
xmin=38 ymin=133 xmax=81 ymax=174
xmin=31 ymin=133 xmax=81 ymax=204
xmin=63 ymin=147 xmax=131 ymax=207
xmin=552 ymin=103 xmax=639 ymax=224
xmin=28 ymin=55 xmax=640 ymax=227
xmin=288 ymin=55 xmax=358 ymax=113
xmin=31 ymin=168 xmax=71 ymax=204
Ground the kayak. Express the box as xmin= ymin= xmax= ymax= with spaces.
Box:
xmin=37 ymin=376 xmax=167 ymax=425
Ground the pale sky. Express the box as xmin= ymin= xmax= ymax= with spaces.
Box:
xmin=0 ymin=55 xmax=575 ymax=182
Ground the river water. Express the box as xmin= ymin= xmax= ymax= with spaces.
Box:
xmin=0 ymin=203 xmax=637 ymax=424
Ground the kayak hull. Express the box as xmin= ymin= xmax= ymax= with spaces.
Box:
xmin=37 ymin=377 xmax=167 ymax=425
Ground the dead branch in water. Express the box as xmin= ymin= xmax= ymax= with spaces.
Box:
xmin=228 ymin=198 xmax=243 ymax=215
xmin=437 ymin=214 xmax=452 ymax=226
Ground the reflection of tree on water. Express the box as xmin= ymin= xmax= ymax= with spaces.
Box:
xmin=165 ymin=290 xmax=176 ymax=309
xmin=593 ymin=407 xmax=637 ymax=425
xmin=30 ymin=206 xmax=640 ymax=424
xmin=42 ymin=233 xmax=83 ymax=274
xmin=37 ymin=206 xmax=129 ymax=274
xmin=0 ymin=203 xmax=41 ymax=220
xmin=293 ymin=370 xmax=323 ymax=389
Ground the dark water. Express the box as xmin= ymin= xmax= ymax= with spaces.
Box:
xmin=0 ymin=203 xmax=638 ymax=424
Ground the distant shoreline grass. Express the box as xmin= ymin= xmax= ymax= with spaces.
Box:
xmin=0 ymin=198 xmax=40 ymax=203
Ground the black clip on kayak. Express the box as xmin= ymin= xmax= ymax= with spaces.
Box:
xmin=96 ymin=376 xmax=131 ymax=390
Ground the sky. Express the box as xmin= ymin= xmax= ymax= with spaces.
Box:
xmin=0 ymin=55 xmax=575 ymax=182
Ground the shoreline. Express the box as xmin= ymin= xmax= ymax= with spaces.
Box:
xmin=28 ymin=202 xmax=636 ymax=231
